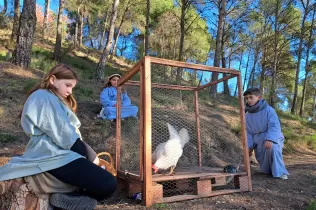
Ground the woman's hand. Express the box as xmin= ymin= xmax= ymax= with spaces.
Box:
xmin=93 ymin=156 xmax=100 ymax=165
xmin=264 ymin=140 xmax=273 ymax=149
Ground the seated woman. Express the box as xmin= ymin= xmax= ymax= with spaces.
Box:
xmin=99 ymin=74 xmax=138 ymax=120
xmin=0 ymin=64 xmax=117 ymax=210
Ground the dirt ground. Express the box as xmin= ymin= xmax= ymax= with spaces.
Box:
xmin=94 ymin=150 xmax=316 ymax=210
xmin=1 ymin=141 xmax=315 ymax=210
xmin=1 ymin=62 xmax=316 ymax=210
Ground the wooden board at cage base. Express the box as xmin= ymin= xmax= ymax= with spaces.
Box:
xmin=118 ymin=166 xmax=250 ymax=205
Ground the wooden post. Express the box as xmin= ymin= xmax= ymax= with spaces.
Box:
xmin=237 ymin=74 xmax=252 ymax=191
xmin=142 ymin=56 xmax=153 ymax=206
xmin=194 ymin=90 xmax=202 ymax=167
xmin=197 ymin=180 xmax=212 ymax=196
xmin=152 ymin=183 xmax=163 ymax=203
xmin=139 ymin=63 xmax=144 ymax=181
xmin=116 ymin=86 xmax=122 ymax=171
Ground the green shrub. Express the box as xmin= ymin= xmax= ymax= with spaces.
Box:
xmin=0 ymin=132 xmax=17 ymax=143
xmin=306 ymin=200 xmax=316 ymax=210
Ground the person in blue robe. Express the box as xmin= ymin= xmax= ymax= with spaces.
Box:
xmin=99 ymin=74 xmax=138 ymax=120
xmin=0 ymin=64 xmax=117 ymax=209
xmin=244 ymin=88 xmax=289 ymax=180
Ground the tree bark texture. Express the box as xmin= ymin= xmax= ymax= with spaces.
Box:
xmin=43 ymin=0 xmax=50 ymax=39
xmin=11 ymin=0 xmax=37 ymax=68
xmin=9 ymin=0 xmax=20 ymax=47
xmin=53 ymin=0 xmax=65 ymax=61
xmin=96 ymin=0 xmax=120 ymax=80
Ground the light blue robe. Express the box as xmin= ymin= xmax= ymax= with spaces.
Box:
xmin=100 ymin=87 xmax=138 ymax=120
xmin=0 ymin=89 xmax=83 ymax=181
xmin=246 ymin=103 xmax=289 ymax=178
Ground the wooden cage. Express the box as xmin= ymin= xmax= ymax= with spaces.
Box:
xmin=115 ymin=56 xmax=252 ymax=206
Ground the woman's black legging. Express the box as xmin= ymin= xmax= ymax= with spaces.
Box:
xmin=47 ymin=139 xmax=117 ymax=201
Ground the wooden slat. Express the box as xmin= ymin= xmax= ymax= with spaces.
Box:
xmin=195 ymin=74 xmax=236 ymax=91
xmin=150 ymin=57 xmax=240 ymax=75
xmin=139 ymin=62 xmax=144 ymax=181
xmin=237 ymin=75 xmax=252 ymax=191
xmin=116 ymin=86 xmax=122 ymax=171
xmin=143 ymin=56 xmax=153 ymax=207
xmin=160 ymin=189 xmax=245 ymax=203
xmin=194 ymin=91 xmax=202 ymax=166
xmin=125 ymin=80 xmax=195 ymax=91
xmin=152 ymin=171 xmax=247 ymax=182
xmin=117 ymin=57 xmax=144 ymax=86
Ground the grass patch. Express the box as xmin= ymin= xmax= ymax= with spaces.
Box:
xmin=307 ymin=200 xmax=316 ymax=210
xmin=154 ymin=203 xmax=170 ymax=209
xmin=231 ymin=124 xmax=241 ymax=135
xmin=61 ymin=54 xmax=122 ymax=80
xmin=0 ymin=50 xmax=8 ymax=61
xmin=74 ymin=85 xmax=94 ymax=101
xmin=30 ymin=45 xmax=56 ymax=73
xmin=307 ymin=134 xmax=316 ymax=150
xmin=22 ymin=78 xmax=38 ymax=93
xmin=0 ymin=132 xmax=17 ymax=143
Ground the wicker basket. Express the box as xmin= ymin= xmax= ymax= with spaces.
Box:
xmin=97 ymin=152 xmax=117 ymax=176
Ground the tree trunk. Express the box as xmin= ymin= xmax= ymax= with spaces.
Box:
xmin=110 ymin=0 xmax=130 ymax=61
xmin=242 ymin=48 xmax=251 ymax=90
xmin=9 ymin=0 xmax=20 ymax=47
xmin=43 ymin=0 xmax=50 ymax=39
xmin=53 ymin=0 xmax=65 ymax=61
xmin=99 ymin=7 xmax=111 ymax=50
xmin=0 ymin=0 xmax=7 ymax=15
xmin=313 ymin=92 xmax=316 ymax=122
xmin=177 ymin=0 xmax=187 ymax=81
xmin=234 ymin=51 xmax=243 ymax=96
xmin=74 ymin=22 xmax=78 ymax=46
xmin=11 ymin=0 xmax=36 ymax=68
xmin=292 ymin=0 xmax=310 ymax=114
xmin=87 ymin=16 xmax=94 ymax=48
xmin=259 ymin=67 xmax=265 ymax=93
xmin=144 ymin=0 xmax=150 ymax=55
xmin=299 ymin=5 xmax=315 ymax=116
xmin=110 ymin=29 xmax=121 ymax=61
xmin=96 ymin=0 xmax=120 ymax=80
xmin=77 ymin=7 xmax=83 ymax=47
xmin=269 ymin=0 xmax=280 ymax=108
xmin=247 ymin=44 xmax=259 ymax=89
xmin=210 ymin=0 xmax=225 ymax=96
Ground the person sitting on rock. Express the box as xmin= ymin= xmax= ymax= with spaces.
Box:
xmin=0 ymin=64 xmax=117 ymax=210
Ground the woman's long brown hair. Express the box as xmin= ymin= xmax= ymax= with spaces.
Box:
xmin=26 ymin=64 xmax=79 ymax=113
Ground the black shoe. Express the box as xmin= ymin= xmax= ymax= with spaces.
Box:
xmin=49 ymin=193 xmax=97 ymax=210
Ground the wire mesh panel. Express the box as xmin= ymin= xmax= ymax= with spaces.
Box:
xmin=119 ymin=84 xmax=141 ymax=172
xmin=116 ymin=57 xmax=251 ymax=206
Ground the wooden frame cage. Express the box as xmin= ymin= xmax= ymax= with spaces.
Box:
xmin=115 ymin=56 xmax=252 ymax=206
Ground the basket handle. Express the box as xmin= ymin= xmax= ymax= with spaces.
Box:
xmin=97 ymin=152 xmax=114 ymax=166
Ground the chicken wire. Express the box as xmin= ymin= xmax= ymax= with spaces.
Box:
xmin=118 ymin=62 xmax=249 ymax=201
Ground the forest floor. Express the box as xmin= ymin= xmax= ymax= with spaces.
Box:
xmin=95 ymin=150 xmax=316 ymax=210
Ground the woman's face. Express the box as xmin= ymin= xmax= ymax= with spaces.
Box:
xmin=244 ymin=94 xmax=261 ymax=107
xmin=49 ymin=76 xmax=77 ymax=98
xmin=110 ymin=76 xmax=120 ymax=87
